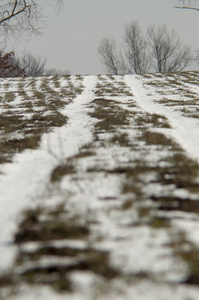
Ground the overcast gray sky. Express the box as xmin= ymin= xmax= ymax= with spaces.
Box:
xmin=7 ymin=0 xmax=199 ymax=74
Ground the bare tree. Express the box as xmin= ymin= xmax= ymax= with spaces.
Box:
xmin=174 ymin=0 xmax=199 ymax=11
xmin=98 ymin=27 xmax=149 ymax=75
xmin=124 ymin=21 xmax=150 ymax=74
xmin=98 ymin=38 xmax=121 ymax=74
xmin=17 ymin=52 xmax=47 ymax=76
xmin=148 ymin=24 xmax=192 ymax=73
xmin=99 ymin=22 xmax=192 ymax=74
xmin=0 ymin=0 xmax=63 ymax=44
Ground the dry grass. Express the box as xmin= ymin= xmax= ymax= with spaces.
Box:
xmin=135 ymin=113 xmax=171 ymax=128
xmin=2 ymin=73 xmax=199 ymax=296
xmin=89 ymin=98 xmax=131 ymax=133
xmin=50 ymin=163 xmax=76 ymax=182
xmin=95 ymin=77 xmax=133 ymax=97
xmin=0 ymin=201 xmax=119 ymax=295
xmin=0 ymin=75 xmax=84 ymax=164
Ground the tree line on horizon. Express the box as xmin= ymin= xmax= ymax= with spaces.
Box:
xmin=0 ymin=51 xmax=70 ymax=77
xmin=0 ymin=1 xmax=198 ymax=77
xmin=98 ymin=21 xmax=196 ymax=75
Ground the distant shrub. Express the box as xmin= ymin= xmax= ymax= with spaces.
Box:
xmin=0 ymin=51 xmax=26 ymax=78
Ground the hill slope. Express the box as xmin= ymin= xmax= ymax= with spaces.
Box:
xmin=1 ymin=72 xmax=199 ymax=299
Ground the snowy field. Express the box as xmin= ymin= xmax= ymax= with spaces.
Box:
xmin=1 ymin=72 xmax=199 ymax=299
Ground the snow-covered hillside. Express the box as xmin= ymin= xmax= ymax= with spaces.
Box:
xmin=1 ymin=72 xmax=199 ymax=299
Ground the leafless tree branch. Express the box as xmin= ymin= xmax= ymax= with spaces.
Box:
xmin=0 ymin=1 xmax=63 ymax=45
xmin=17 ymin=52 xmax=47 ymax=76
xmin=99 ymin=22 xmax=192 ymax=74
xmin=148 ymin=24 xmax=192 ymax=73
xmin=124 ymin=21 xmax=150 ymax=74
xmin=98 ymin=38 xmax=122 ymax=74
xmin=174 ymin=0 xmax=199 ymax=11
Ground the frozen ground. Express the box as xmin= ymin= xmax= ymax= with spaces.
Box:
xmin=1 ymin=72 xmax=199 ymax=299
